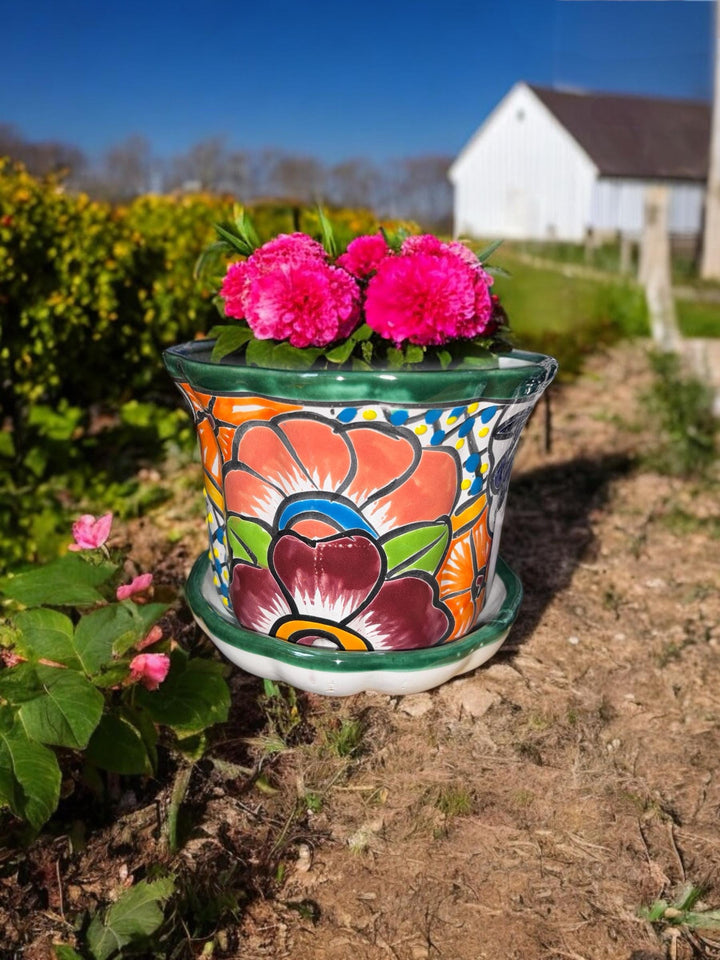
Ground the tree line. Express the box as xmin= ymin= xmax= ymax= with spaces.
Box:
xmin=0 ymin=125 xmax=453 ymax=231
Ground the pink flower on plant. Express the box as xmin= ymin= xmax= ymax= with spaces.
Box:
xmin=68 ymin=513 xmax=113 ymax=551
xmin=220 ymin=260 xmax=249 ymax=320
xmin=128 ymin=652 xmax=170 ymax=691
xmin=245 ymin=262 xmax=360 ymax=347
xmin=136 ymin=625 xmax=164 ymax=650
xmin=337 ymin=233 xmax=390 ymax=278
xmin=116 ymin=573 xmax=154 ymax=601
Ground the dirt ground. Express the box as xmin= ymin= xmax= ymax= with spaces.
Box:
xmin=2 ymin=343 xmax=719 ymax=960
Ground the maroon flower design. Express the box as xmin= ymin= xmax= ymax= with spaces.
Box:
xmin=230 ymin=532 xmax=451 ymax=651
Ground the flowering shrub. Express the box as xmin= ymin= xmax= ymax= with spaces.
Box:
xmin=205 ymin=210 xmax=509 ymax=369
xmin=0 ymin=512 xmax=230 ymax=829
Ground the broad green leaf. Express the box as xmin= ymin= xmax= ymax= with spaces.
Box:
xmin=0 ymin=707 xmax=61 ymax=828
xmin=74 ymin=602 xmax=167 ymax=674
xmin=0 ymin=556 xmax=116 ymax=608
xmin=382 ymin=522 xmax=451 ymax=578
xmin=84 ymin=713 xmax=153 ymax=775
xmin=136 ymin=655 xmax=229 ymax=737
xmin=325 ymin=339 xmax=356 ymax=364
xmin=86 ymin=876 xmax=175 ymax=960
xmin=404 ymin=344 xmax=425 ymax=365
xmin=476 ymin=238 xmax=503 ymax=262
xmin=352 ymin=323 xmax=374 ymax=342
xmin=0 ymin=662 xmax=43 ymax=703
xmin=246 ymin=338 xmax=322 ymax=371
xmin=227 ymin=516 xmax=272 ymax=567
xmin=19 ymin=667 xmax=104 ymax=749
xmin=176 ymin=731 xmax=208 ymax=761
xmin=209 ymin=324 xmax=254 ymax=361
xmin=14 ymin=608 xmax=80 ymax=669
xmin=437 ymin=349 xmax=452 ymax=370
xmin=682 ymin=911 xmax=720 ymax=929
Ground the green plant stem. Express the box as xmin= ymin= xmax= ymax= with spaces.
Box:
xmin=166 ymin=761 xmax=194 ymax=855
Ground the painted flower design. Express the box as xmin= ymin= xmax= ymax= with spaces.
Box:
xmin=439 ymin=495 xmax=491 ymax=641
xmin=231 ymin=532 xmax=451 ymax=651
xmin=223 ymin=413 xmax=461 ymax=540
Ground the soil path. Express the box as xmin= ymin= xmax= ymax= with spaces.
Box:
xmin=2 ymin=343 xmax=718 ymax=960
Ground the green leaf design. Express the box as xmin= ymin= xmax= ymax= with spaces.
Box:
xmin=209 ymin=324 xmax=254 ymax=361
xmin=84 ymin=713 xmax=154 ymax=775
xmin=382 ymin=522 xmax=451 ymax=578
xmin=0 ymin=706 xmax=61 ymax=828
xmin=0 ymin=556 xmax=116 ymax=608
xmin=227 ymin=516 xmax=272 ymax=567
xmin=14 ymin=608 xmax=80 ymax=669
xmin=136 ymin=655 xmax=230 ymax=737
xmin=86 ymin=876 xmax=175 ymax=960
xmin=18 ymin=666 xmax=104 ymax=749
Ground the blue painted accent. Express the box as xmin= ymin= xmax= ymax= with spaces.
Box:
xmin=216 ymin=528 xmax=224 ymax=543
xmin=425 ymin=408 xmax=443 ymax=424
xmin=337 ymin=407 xmax=357 ymax=423
xmin=480 ymin=405 xmax=497 ymax=423
xmin=278 ymin=498 xmax=377 ymax=537
xmin=458 ymin=417 xmax=475 ymax=438
xmin=451 ymin=406 xmax=465 ymax=419
xmin=470 ymin=476 xmax=484 ymax=495
xmin=389 ymin=410 xmax=409 ymax=425
xmin=464 ymin=453 xmax=480 ymax=472
xmin=430 ymin=430 xmax=446 ymax=446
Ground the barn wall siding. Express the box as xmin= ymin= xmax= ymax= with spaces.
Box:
xmin=591 ymin=178 xmax=705 ymax=236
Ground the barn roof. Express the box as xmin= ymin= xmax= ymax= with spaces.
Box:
xmin=528 ymin=85 xmax=710 ymax=181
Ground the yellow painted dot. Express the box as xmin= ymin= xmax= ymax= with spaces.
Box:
xmin=478 ymin=427 xmax=489 ymax=438
xmin=213 ymin=546 xmax=220 ymax=558
xmin=362 ymin=409 xmax=377 ymax=420
xmin=447 ymin=415 xmax=457 ymax=424
xmin=480 ymin=463 xmax=489 ymax=474
xmin=207 ymin=513 xmax=213 ymax=524
xmin=222 ymin=568 xmax=229 ymax=580
xmin=467 ymin=402 xmax=479 ymax=414
xmin=415 ymin=424 xmax=428 ymax=435
xmin=461 ymin=478 xmax=471 ymax=490
xmin=455 ymin=438 xmax=465 ymax=450
xmin=208 ymin=549 xmax=213 ymax=561
xmin=222 ymin=596 xmax=229 ymax=606
xmin=213 ymin=575 xmax=220 ymax=587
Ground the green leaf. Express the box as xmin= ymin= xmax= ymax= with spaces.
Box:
xmin=476 ymin=238 xmax=503 ymax=262
xmin=213 ymin=221 xmax=254 ymax=257
xmin=233 ymin=204 xmax=261 ymax=249
xmin=14 ymin=608 xmax=80 ymax=669
xmin=0 ymin=430 xmax=15 ymax=459
xmin=193 ymin=240 xmax=231 ymax=282
xmin=682 ymin=910 xmax=720 ymax=930
xmin=437 ymin=349 xmax=452 ymax=370
xmin=136 ymin=655 xmax=230 ymax=737
xmin=0 ymin=662 xmax=43 ymax=703
xmin=209 ymin=324 xmax=254 ymax=361
xmin=0 ymin=707 xmax=61 ymax=828
xmin=0 ymin=556 xmax=116 ymax=608
xmin=53 ymin=946 xmax=84 ymax=960
xmin=86 ymin=876 xmax=175 ymax=960
xmin=246 ymin=338 xmax=322 ymax=370
xmin=483 ymin=263 xmax=511 ymax=278
xmin=73 ymin=603 xmax=165 ymax=674
xmin=84 ymin=713 xmax=153 ymax=775
xmin=227 ymin=516 xmax=272 ymax=567
xmin=382 ymin=522 xmax=451 ymax=578
xmin=176 ymin=731 xmax=208 ymax=761
xmin=324 ymin=339 xmax=356 ymax=364
xmin=316 ymin=205 xmax=338 ymax=257
xmin=352 ymin=323 xmax=374 ymax=342
xmin=18 ymin=666 xmax=104 ymax=749
xmin=404 ymin=344 xmax=425 ymax=365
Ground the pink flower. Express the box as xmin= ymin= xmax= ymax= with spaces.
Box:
xmin=1 ymin=649 xmax=24 ymax=668
xmin=136 ymin=625 xmax=164 ymax=650
xmin=220 ymin=233 xmax=328 ymax=322
xmin=68 ymin=513 xmax=113 ymax=551
xmin=128 ymin=653 xmax=170 ymax=691
xmin=245 ymin=262 xmax=360 ymax=347
xmin=337 ymin=234 xmax=390 ymax=278
xmin=116 ymin=573 xmax=154 ymax=601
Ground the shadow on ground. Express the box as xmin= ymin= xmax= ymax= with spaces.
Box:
xmin=500 ymin=453 xmax=634 ymax=647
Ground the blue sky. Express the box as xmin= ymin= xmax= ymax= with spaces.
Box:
xmin=0 ymin=0 xmax=713 ymax=163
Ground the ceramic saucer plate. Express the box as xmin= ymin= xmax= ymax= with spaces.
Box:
xmin=185 ymin=553 xmax=522 ymax=696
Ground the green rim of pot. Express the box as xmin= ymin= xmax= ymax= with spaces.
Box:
xmin=186 ymin=552 xmax=522 ymax=673
xmin=164 ymin=340 xmax=558 ymax=404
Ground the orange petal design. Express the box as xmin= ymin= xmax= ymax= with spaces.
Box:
xmin=443 ymin=593 xmax=477 ymax=642
xmin=289 ymin=518 xmax=342 ymax=539
xmin=452 ymin=492 xmax=487 ymax=534
xmin=211 ymin=395 xmax=301 ymax=426
xmin=367 ymin=448 xmax=459 ymax=532
xmin=343 ymin=428 xmax=417 ymax=503
xmin=234 ymin=425 xmax=307 ymax=495
xmin=224 ymin=468 xmax=281 ymax=522
xmin=279 ymin=418 xmax=352 ymax=491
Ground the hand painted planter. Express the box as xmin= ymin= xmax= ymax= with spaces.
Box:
xmin=164 ymin=342 xmax=556 ymax=691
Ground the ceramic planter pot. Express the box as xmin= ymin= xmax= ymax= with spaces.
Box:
xmin=164 ymin=341 xmax=557 ymax=694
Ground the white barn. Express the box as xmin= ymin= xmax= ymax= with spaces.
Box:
xmin=449 ymin=82 xmax=710 ymax=242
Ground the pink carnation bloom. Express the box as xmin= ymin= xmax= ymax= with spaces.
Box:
xmin=402 ymin=234 xmax=482 ymax=270
xmin=116 ymin=572 xmax=154 ymax=601
xmin=337 ymin=233 xmax=390 ymax=278
xmin=220 ymin=233 xmax=327 ymax=321
xmin=128 ymin=652 xmax=170 ymax=691
xmin=68 ymin=513 xmax=113 ymax=551
xmin=245 ymin=261 xmax=360 ymax=347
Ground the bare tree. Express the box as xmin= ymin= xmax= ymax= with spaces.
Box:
xmin=99 ymin=135 xmax=152 ymax=201
xmin=0 ymin=123 xmax=86 ymax=179
xmin=265 ymin=152 xmax=326 ymax=203
xmin=328 ymin=158 xmax=382 ymax=209
xmin=394 ymin=154 xmax=454 ymax=230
